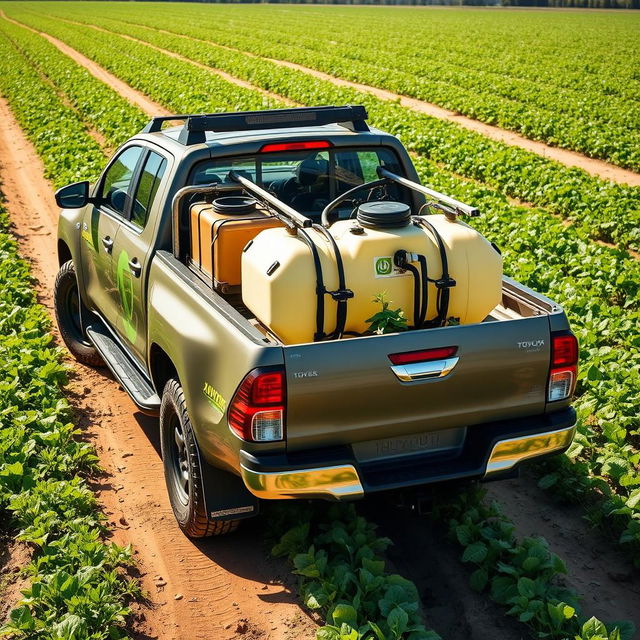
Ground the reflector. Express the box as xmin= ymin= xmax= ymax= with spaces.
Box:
xmin=388 ymin=346 xmax=457 ymax=366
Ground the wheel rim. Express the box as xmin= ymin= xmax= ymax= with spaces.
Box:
xmin=168 ymin=411 xmax=190 ymax=506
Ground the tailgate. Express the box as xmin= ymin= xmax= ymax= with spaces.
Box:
xmin=284 ymin=316 xmax=550 ymax=452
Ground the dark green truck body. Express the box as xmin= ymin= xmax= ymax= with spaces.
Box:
xmin=55 ymin=108 xmax=577 ymax=526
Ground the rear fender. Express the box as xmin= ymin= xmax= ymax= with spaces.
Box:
xmin=146 ymin=253 xmax=284 ymax=475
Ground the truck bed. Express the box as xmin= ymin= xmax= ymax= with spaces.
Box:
xmin=176 ymin=251 xmax=568 ymax=455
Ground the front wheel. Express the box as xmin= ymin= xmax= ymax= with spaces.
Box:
xmin=53 ymin=260 xmax=103 ymax=367
xmin=160 ymin=379 xmax=239 ymax=537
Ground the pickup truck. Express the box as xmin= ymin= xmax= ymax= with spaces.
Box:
xmin=53 ymin=106 xmax=578 ymax=537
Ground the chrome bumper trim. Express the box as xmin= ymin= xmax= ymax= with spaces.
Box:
xmin=391 ymin=357 xmax=459 ymax=382
xmin=240 ymin=463 xmax=364 ymax=500
xmin=484 ymin=424 xmax=576 ymax=477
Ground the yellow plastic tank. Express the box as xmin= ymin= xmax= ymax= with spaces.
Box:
xmin=190 ymin=197 xmax=282 ymax=292
xmin=241 ymin=206 xmax=502 ymax=344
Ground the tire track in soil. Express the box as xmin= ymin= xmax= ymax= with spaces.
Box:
xmin=0 ymin=97 xmax=317 ymax=640
xmin=59 ymin=12 xmax=640 ymax=187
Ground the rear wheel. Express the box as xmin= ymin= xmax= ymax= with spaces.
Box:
xmin=53 ymin=260 xmax=103 ymax=367
xmin=160 ymin=378 xmax=239 ymax=537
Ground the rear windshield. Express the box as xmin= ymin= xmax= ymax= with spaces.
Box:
xmin=189 ymin=147 xmax=409 ymax=218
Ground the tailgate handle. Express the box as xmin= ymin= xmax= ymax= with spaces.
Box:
xmin=391 ymin=357 xmax=459 ymax=382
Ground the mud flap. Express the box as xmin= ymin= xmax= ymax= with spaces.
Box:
xmin=197 ymin=452 xmax=259 ymax=523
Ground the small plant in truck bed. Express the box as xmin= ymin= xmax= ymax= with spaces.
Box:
xmin=366 ymin=293 xmax=408 ymax=335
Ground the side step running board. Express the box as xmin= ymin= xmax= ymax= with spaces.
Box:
xmin=86 ymin=323 xmax=161 ymax=415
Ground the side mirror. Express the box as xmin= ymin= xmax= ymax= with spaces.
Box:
xmin=55 ymin=181 xmax=92 ymax=209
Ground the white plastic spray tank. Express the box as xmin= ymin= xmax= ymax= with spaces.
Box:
xmin=241 ymin=201 xmax=502 ymax=345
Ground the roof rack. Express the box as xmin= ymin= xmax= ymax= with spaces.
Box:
xmin=140 ymin=105 xmax=370 ymax=145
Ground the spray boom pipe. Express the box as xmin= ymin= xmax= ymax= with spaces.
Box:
xmin=376 ymin=167 xmax=480 ymax=219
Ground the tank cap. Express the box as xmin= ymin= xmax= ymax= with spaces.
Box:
xmin=212 ymin=196 xmax=257 ymax=215
xmin=356 ymin=201 xmax=411 ymax=229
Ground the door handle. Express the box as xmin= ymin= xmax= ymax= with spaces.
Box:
xmin=101 ymin=235 xmax=114 ymax=253
xmin=128 ymin=257 xmax=142 ymax=278
xmin=390 ymin=357 xmax=459 ymax=382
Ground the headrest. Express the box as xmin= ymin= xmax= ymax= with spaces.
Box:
xmin=296 ymin=157 xmax=328 ymax=187
xmin=193 ymin=171 xmax=222 ymax=185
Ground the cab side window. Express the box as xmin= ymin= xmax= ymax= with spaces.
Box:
xmin=131 ymin=152 xmax=167 ymax=229
xmin=101 ymin=146 xmax=144 ymax=217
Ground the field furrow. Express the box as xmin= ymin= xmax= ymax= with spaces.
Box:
xmin=32 ymin=1 xmax=640 ymax=171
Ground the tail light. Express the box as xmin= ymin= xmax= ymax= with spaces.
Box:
xmin=259 ymin=140 xmax=331 ymax=153
xmin=548 ymin=332 xmax=578 ymax=402
xmin=388 ymin=346 xmax=457 ymax=365
xmin=228 ymin=367 xmax=286 ymax=442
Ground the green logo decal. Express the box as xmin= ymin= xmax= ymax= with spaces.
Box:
xmin=203 ymin=382 xmax=226 ymax=415
xmin=116 ymin=250 xmax=137 ymax=342
xmin=375 ymin=257 xmax=393 ymax=276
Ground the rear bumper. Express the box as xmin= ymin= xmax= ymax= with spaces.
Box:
xmin=239 ymin=407 xmax=576 ymax=500
xmin=240 ymin=463 xmax=364 ymax=500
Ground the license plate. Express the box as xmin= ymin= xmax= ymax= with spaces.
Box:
xmin=352 ymin=427 xmax=466 ymax=462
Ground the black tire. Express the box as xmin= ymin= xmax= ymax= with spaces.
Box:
xmin=160 ymin=379 xmax=240 ymax=537
xmin=53 ymin=260 xmax=104 ymax=367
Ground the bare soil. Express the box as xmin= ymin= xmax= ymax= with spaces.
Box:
xmin=0 ymin=538 xmax=31 ymax=625
xmin=0 ymin=96 xmax=317 ymax=640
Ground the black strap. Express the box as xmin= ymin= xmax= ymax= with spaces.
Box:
xmin=414 ymin=217 xmax=456 ymax=327
xmin=312 ymin=224 xmax=353 ymax=339
xmin=297 ymin=228 xmax=327 ymax=341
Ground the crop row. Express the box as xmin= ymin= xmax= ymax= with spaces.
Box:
xmin=5 ymin=7 xmax=640 ymax=560
xmin=0 ymin=196 xmax=137 ymax=637
xmin=38 ymin=2 xmax=640 ymax=171
xmin=269 ymin=498 xmax=632 ymax=640
xmin=2 ymin=11 xmax=279 ymax=119
xmin=19 ymin=5 xmax=640 ymax=255
xmin=0 ymin=18 xmax=147 ymax=155
xmin=0 ymin=27 xmax=104 ymax=186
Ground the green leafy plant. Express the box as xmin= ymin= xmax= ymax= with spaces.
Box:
xmin=0 ymin=208 xmax=138 ymax=639
xmin=366 ymin=293 xmax=408 ymax=335
xmin=271 ymin=504 xmax=440 ymax=640
xmin=434 ymin=487 xmax=635 ymax=640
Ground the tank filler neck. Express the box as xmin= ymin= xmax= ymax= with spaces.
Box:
xmin=356 ymin=201 xmax=411 ymax=229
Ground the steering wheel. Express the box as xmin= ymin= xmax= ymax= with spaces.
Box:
xmin=321 ymin=178 xmax=390 ymax=228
